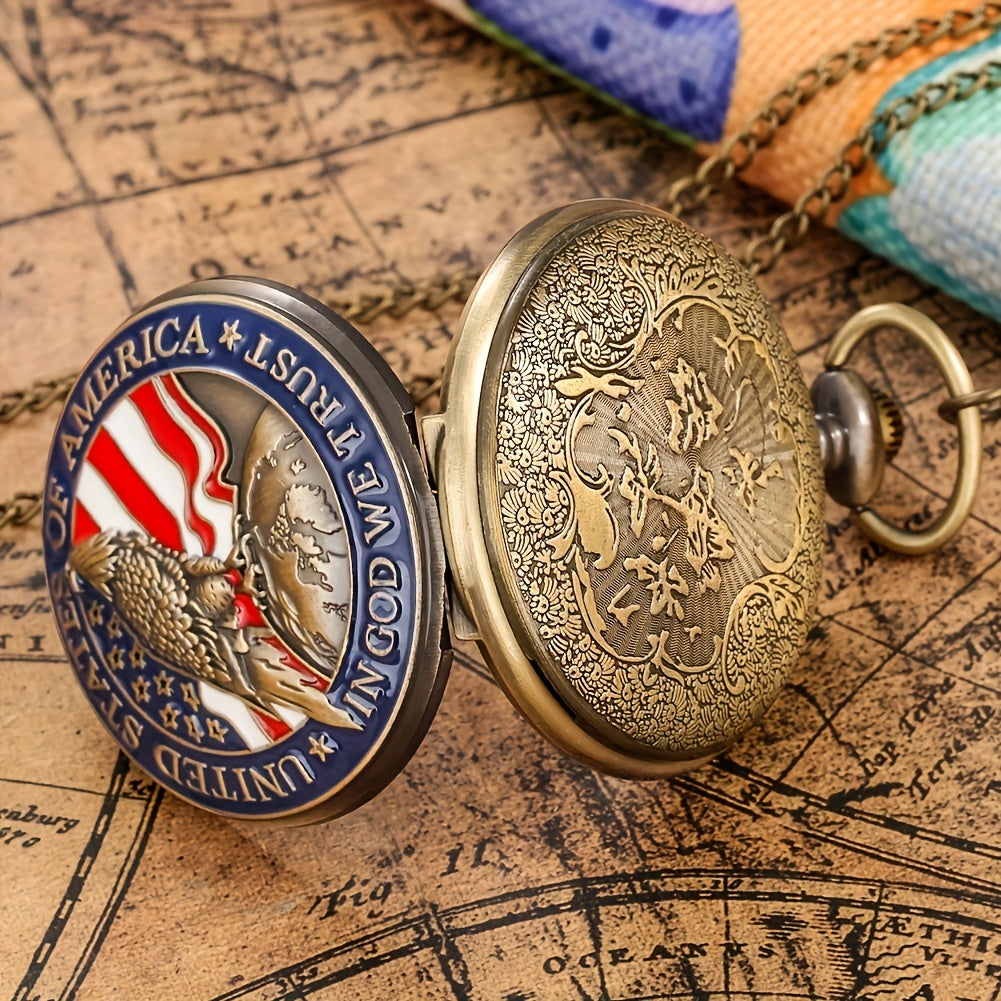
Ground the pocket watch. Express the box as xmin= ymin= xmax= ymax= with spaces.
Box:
xmin=42 ymin=199 xmax=982 ymax=823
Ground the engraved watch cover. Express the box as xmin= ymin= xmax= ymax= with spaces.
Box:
xmin=43 ymin=278 xmax=449 ymax=823
xmin=434 ymin=200 xmax=824 ymax=776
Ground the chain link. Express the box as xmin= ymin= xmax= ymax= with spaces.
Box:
xmin=664 ymin=3 xmax=1001 ymax=216
xmin=0 ymin=371 xmax=78 ymax=423
xmin=327 ymin=268 xmax=479 ymax=325
xmin=2 ymin=17 xmax=997 ymax=530
xmin=0 ymin=492 xmax=42 ymax=529
xmin=742 ymin=60 xmax=1001 ymax=274
xmin=0 ymin=372 xmax=76 ymax=531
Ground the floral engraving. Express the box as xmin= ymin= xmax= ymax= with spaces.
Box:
xmin=490 ymin=213 xmax=824 ymax=753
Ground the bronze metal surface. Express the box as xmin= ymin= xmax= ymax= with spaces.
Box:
xmin=824 ymin=303 xmax=983 ymax=555
xmin=437 ymin=201 xmax=825 ymax=772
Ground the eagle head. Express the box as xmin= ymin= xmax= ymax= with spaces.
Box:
xmin=193 ymin=573 xmax=237 ymax=619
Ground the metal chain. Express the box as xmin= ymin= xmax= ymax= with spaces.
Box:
xmin=0 ymin=371 xmax=78 ymax=422
xmin=329 ymin=268 xmax=480 ymax=326
xmin=742 ymin=59 xmax=1001 ymax=275
xmin=2 ymin=20 xmax=997 ymax=530
xmin=0 ymin=375 xmax=81 ymax=525
xmin=664 ymin=3 xmax=1001 ymax=216
xmin=0 ymin=492 xmax=42 ymax=529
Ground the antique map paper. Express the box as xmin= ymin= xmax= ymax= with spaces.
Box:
xmin=1 ymin=2 xmax=999 ymax=998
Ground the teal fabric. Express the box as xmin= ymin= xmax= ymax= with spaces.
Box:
xmin=440 ymin=0 xmax=1001 ymax=322
xmin=839 ymin=33 xmax=1001 ymax=321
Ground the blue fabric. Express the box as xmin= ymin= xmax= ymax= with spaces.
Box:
xmin=469 ymin=0 xmax=740 ymax=141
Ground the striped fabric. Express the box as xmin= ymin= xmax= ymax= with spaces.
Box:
xmin=430 ymin=0 xmax=1001 ymax=323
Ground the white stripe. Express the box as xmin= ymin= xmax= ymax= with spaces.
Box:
xmin=274 ymin=704 xmax=306 ymax=729
xmin=102 ymin=396 xmax=203 ymax=553
xmin=85 ymin=378 xmax=291 ymax=750
xmin=77 ymin=463 xmax=148 ymax=536
xmin=155 ymin=380 xmax=234 ymax=558
xmin=198 ymin=683 xmax=271 ymax=751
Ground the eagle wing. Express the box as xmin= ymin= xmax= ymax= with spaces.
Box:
xmin=109 ymin=541 xmax=236 ymax=686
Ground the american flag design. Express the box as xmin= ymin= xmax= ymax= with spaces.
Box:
xmin=72 ymin=372 xmax=320 ymax=751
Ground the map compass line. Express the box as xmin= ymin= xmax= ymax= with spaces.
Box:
xmin=208 ymin=867 xmax=1001 ymax=1000
xmin=12 ymin=753 xmax=162 ymax=1001
xmin=761 ymin=547 xmax=1001 ymax=797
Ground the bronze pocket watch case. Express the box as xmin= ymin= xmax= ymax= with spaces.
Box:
xmin=426 ymin=199 xmax=824 ymax=776
xmin=45 ymin=198 xmax=975 ymax=822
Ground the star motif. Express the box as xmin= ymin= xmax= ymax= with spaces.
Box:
xmin=181 ymin=681 xmax=201 ymax=711
xmin=160 ymin=704 xmax=179 ymax=730
xmin=106 ymin=646 xmax=125 ymax=671
xmin=130 ymin=646 xmax=146 ymax=670
xmin=219 ymin=319 xmax=243 ymax=350
xmin=107 ymin=614 xmax=122 ymax=638
xmin=87 ymin=601 xmax=104 ymax=626
xmin=154 ymin=670 xmax=174 ymax=696
xmin=206 ymin=718 xmax=229 ymax=743
xmin=184 ymin=715 xmax=203 ymax=742
xmin=307 ymin=732 xmax=336 ymax=762
xmin=132 ymin=676 xmax=151 ymax=703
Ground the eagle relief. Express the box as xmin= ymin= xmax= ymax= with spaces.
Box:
xmin=490 ymin=212 xmax=824 ymax=755
xmin=44 ymin=290 xmax=443 ymax=822
xmin=62 ymin=371 xmax=358 ymax=755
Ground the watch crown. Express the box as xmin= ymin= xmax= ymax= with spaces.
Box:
xmin=869 ymin=385 xmax=905 ymax=463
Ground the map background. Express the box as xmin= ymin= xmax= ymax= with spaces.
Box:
xmin=0 ymin=1 xmax=999 ymax=998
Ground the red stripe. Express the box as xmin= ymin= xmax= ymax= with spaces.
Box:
xmin=160 ymin=373 xmax=233 ymax=503
xmin=73 ymin=501 xmax=100 ymax=545
xmin=236 ymin=592 xmax=326 ymax=688
xmin=87 ymin=428 xmax=185 ymax=550
xmin=262 ymin=635 xmax=327 ymax=688
xmin=233 ymin=593 xmax=325 ymax=742
xmin=129 ymin=380 xmax=216 ymax=553
xmin=233 ymin=593 xmax=265 ymax=628
xmin=235 ymin=596 xmax=327 ymax=689
xmin=249 ymin=636 xmax=323 ymax=741
xmin=254 ymin=712 xmax=291 ymax=741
